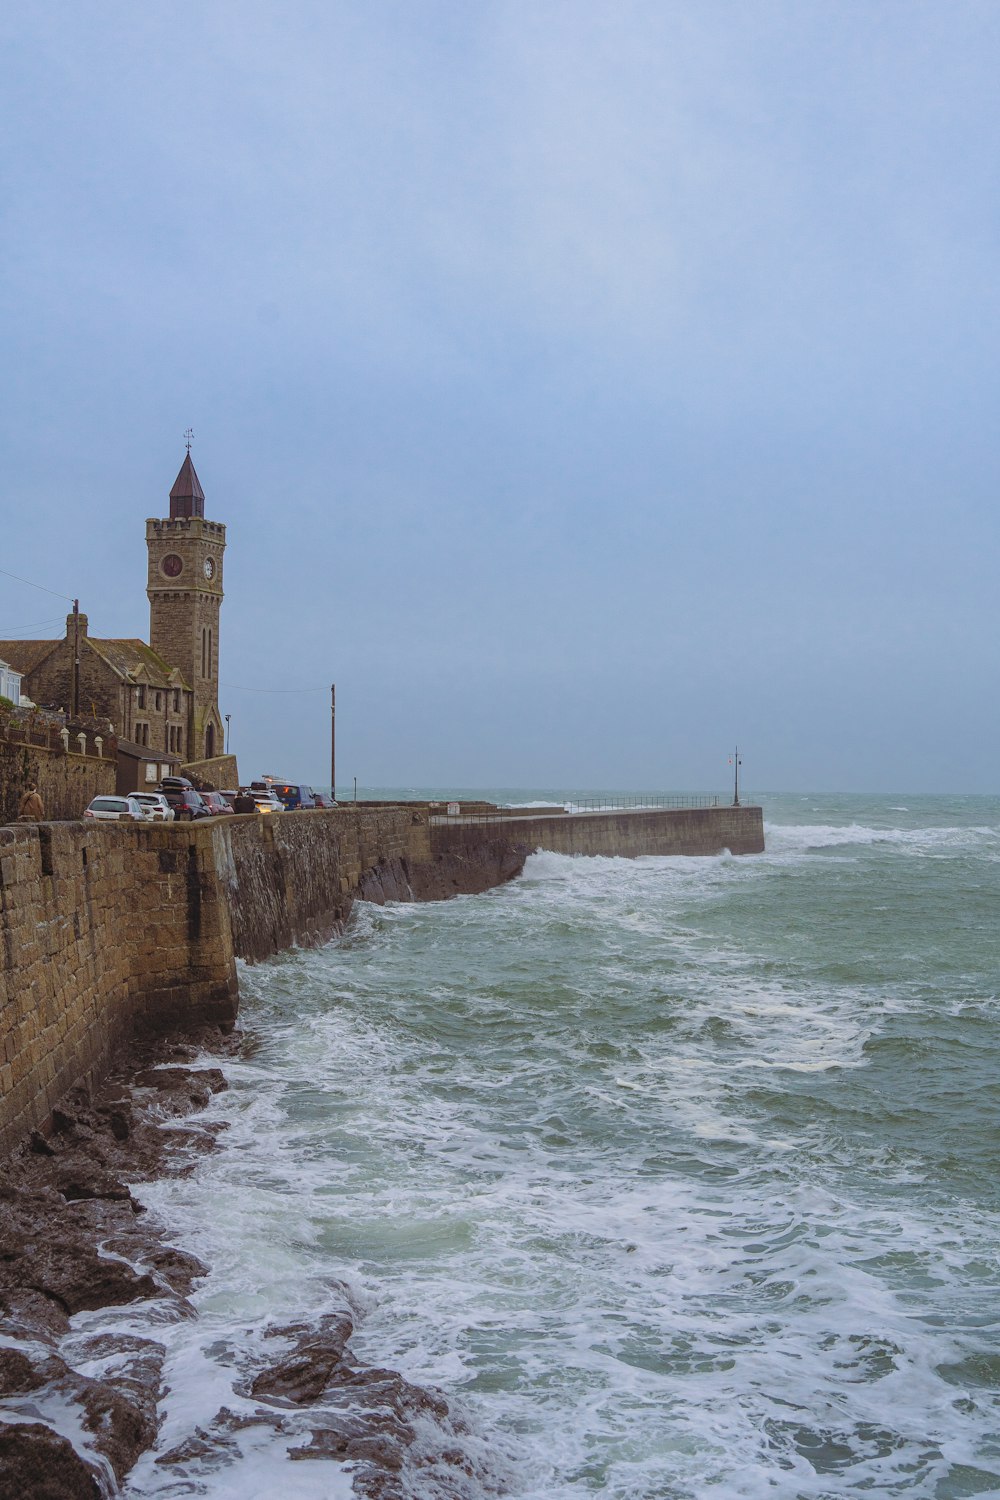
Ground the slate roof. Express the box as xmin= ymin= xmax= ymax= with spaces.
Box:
xmin=0 ymin=639 xmax=61 ymax=675
xmin=169 ymin=454 xmax=205 ymax=518
xmin=86 ymin=638 xmax=189 ymax=689
xmin=0 ymin=636 xmax=189 ymax=691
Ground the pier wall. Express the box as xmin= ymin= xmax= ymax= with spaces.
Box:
xmin=430 ymin=803 xmax=764 ymax=859
xmin=1 ymin=802 xmax=762 ymax=1152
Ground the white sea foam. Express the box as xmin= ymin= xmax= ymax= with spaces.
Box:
xmin=100 ymin=796 xmax=1000 ymax=1497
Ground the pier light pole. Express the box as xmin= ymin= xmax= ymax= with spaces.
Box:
xmin=330 ymin=684 xmax=336 ymax=800
xmin=732 ymin=746 xmax=742 ymax=807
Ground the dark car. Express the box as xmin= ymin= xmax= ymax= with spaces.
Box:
xmin=312 ymin=791 xmax=338 ymax=808
xmin=161 ymin=786 xmax=211 ymax=821
xmin=272 ymin=783 xmax=317 ymax=811
xmin=161 ymin=775 xmax=194 ymax=791
xmin=200 ymin=791 xmax=233 ymax=816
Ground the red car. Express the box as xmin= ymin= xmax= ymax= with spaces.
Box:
xmin=200 ymin=791 xmax=234 ymax=816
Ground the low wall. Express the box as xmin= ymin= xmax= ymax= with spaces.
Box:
xmin=0 ymin=739 xmax=115 ymax=823
xmin=430 ymin=804 xmax=764 ymax=859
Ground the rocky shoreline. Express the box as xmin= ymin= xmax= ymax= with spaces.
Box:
xmin=0 ymin=1030 xmax=502 ymax=1498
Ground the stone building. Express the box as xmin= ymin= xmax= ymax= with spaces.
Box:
xmin=0 ymin=452 xmax=227 ymax=768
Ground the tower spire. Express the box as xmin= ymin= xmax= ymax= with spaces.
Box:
xmin=169 ymin=450 xmax=205 ymax=520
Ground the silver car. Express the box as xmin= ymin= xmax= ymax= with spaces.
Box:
xmin=83 ymin=795 xmax=149 ymax=822
xmin=132 ymin=792 xmax=176 ymax=822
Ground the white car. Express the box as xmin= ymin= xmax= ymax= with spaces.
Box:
xmin=251 ymin=790 xmax=284 ymax=814
xmin=132 ymin=792 xmax=176 ymax=822
xmin=83 ymin=795 xmax=148 ymax=822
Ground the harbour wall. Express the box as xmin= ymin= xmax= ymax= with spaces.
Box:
xmin=429 ymin=803 xmax=765 ymax=858
xmin=1 ymin=802 xmax=762 ymax=1151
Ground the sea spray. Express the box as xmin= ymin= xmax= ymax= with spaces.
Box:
xmin=118 ymin=792 xmax=1000 ymax=1498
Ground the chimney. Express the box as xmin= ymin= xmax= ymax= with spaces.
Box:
xmin=66 ymin=612 xmax=88 ymax=638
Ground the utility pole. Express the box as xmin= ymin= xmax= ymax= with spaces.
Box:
xmin=71 ymin=599 xmax=80 ymax=718
xmin=330 ymin=683 xmax=336 ymax=799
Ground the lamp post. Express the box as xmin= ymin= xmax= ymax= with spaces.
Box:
xmin=224 ymin=714 xmax=231 ymax=753
xmin=334 ymin=687 xmax=341 ymax=804
xmin=732 ymin=746 xmax=742 ymax=807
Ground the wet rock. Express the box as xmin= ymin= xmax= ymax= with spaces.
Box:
xmin=250 ymin=1313 xmax=355 ymax=1404
xmin=133 ymin=1066 xmax=227 ymax=1114
xmin=0 ymin=1422 xmax=104 ymax=1499
xmin=0 ymin=1037 xmax=233 ymax=1493
xmin=0 ymin=1343 xmax=52 ymax=1394
xmin=78 ymin=1375 xmax=159 ymax=1483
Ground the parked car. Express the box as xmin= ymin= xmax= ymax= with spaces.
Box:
xmin=83 ymin=795 xmax=148 ymax=822
xmin=132 ymin=792 xmax=176 ymax=822
xmin=311 ymin=791 xmax=338 ymax=808
xmin=271 ymin=783 xmax=317 ymax=811
xmin=161 ymin=785 xmax=212 ymax=821
xmin=200 ymin=791 xmax=234 ymax=816
xmin=251 ymin=789 xmax=284 ymax=814
xmin=161 ymin=775 xmax=194 ymax=791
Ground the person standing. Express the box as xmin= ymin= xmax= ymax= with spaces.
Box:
xmin=18 ymin=784 xmax=44 ymax=821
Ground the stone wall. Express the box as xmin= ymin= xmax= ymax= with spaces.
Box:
xmin=0 ymin=802 xmax=763 ymax=1153
xmin=181 ymin=752 xmax=240 ymax=789
xmin=0 ymin=820 xmax=237 ymax=1153
xmin=430 ymin=804 xmax=765 ymax=859
xmin=0 ymin=739 xmax=115 ymax=823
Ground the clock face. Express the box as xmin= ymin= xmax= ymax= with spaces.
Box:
xmin=203 ymin=557 xmax=216 ymax=581
xmin=161 ymin=554 xmax=183 ymax=578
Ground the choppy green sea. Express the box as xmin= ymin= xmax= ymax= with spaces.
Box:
xmin=119 ymin=792 xmax=1000 ymax=1498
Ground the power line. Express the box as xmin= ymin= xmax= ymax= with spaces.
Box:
xmin=0 ymin=615 xmax=65 ymax=635
xmin=0 ymin=566 xmax=74 ymax=602
xmin=222 ymin=683 xmax=327 ymax=694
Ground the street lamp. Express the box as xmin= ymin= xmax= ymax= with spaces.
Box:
xmin=224 ymin=714 xmax=231 ymax=753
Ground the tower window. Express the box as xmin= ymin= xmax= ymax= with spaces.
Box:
xmin=201 ymin=628 xmax=207 ymax=679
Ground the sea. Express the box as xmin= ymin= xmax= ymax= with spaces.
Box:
xmin=107 ymin=790 xmax=1000 ymax=1499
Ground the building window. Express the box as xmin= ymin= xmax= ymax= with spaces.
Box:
xmin=201 ymin=628 xmax=207 ymax=679
xmin=173 ymin=689 xmax=180 ymax=712
xmin=137 ymin=685 xmax=146 ymax=709
xmin=155 ymin=691 xmax=162 ymax=711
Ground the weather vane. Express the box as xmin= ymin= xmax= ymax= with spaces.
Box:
xmin=184 ymin=428 xmax=194 ymax=453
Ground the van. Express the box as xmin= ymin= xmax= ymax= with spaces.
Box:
xmin=272 ymin=783 xmax=316 ymax=811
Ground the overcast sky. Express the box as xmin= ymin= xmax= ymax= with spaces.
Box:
xmin=2 ymin=1 xmax=998 ymax=792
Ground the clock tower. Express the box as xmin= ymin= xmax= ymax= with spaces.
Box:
xmin=146 ymin=451 xmax=227 ymax=762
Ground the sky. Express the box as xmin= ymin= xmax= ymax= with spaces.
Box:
xmin=2 ymin=0 xmax=998 ymax=793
